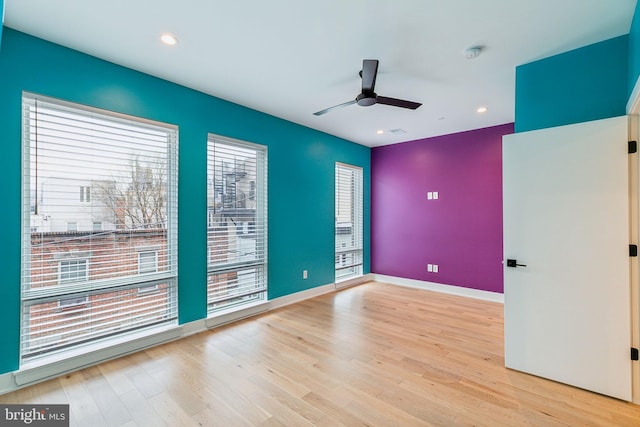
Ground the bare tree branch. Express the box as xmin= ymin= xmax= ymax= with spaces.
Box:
xmin=94 ymin=158 xmax=167 ymax=229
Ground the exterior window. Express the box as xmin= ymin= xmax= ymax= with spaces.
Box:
xmin=137 ymin=250 xmax=159 ymax=293
xmin=20 ymin=93 xmax=178 ymax=362
xmin=58 ymin=259 xmax=89 ymax=307
xmin=207 ymin=135 xmax=267 ymax=313
xmin=59 ymin=259 xmax=88 ymax=284
xmin=138 ymin=250 xmax=158 ymax=274
xmin=80 ymin=186 xmax=91 ymax=202
xmin=335 ymin=163 xmax=363 ymax=281
xmin=59 ymin=295 xmax=89 ymax=308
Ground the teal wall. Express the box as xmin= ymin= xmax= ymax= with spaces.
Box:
xmin=629 ymin=1 xmax=640 ymax=97
xmin=515 ymin=35 xmax=629 ymax=132
xmin=0 ymin=28 xmax=370 ymax=374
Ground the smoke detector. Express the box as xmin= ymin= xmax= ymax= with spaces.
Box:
xmin=464 ymin=46 xmax=482 ymax=59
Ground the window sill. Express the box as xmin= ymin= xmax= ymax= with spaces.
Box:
xmin=205 ymin=300 xmax=270 ymax=329
xmin=335 ymin=274 xmax=368 ymax=289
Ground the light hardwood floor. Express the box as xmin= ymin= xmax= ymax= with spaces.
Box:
xmin=2 ymin=281 xmax=640 ymax=426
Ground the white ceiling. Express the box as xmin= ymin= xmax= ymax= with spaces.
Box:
xmin=4 ymin=0 xmax=637 ymax=147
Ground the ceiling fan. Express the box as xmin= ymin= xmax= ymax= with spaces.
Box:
xmin=313 ymin=59 xmax=422 ymax=116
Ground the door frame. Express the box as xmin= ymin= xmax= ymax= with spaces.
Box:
xmin=627 ymin=84 xmax=640 ymax=405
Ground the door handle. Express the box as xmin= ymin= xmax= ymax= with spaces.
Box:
xmin=506 ymin=259 xmax=527 ymax=268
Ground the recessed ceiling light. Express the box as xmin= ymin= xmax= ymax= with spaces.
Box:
xmin=160 ymin=33 xmax=178 ymax=46
xmin=476 ymin=106 xmax=488 ymax=113
xmin=464 ymin=46 xmax=482 ymax=59
xmin=376 ymin=129 xmax=384 ymax=135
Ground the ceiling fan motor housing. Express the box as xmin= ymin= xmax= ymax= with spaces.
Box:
xmin=356 ymin=92 xmax=377 ymax=106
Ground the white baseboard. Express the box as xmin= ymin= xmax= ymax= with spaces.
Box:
xmin=269 ymin=283 xmax=337 ymax=310
xmin=0 ymin=372 xmax=15 ymax=395
xmin=180 ymin=318 xmax=208 ymax=337
xmin=371 ymin=274 xmax=504 ymax=303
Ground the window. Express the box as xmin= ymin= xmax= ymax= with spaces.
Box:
xmin=59 ymin=259 xmax=87 ymax=284
xmin=138 ymin=250 xmax=158 ymax=274
xmin=80 ymin=186 xmax=91 ymax=202
xmin=137 ymin=250 xmax=159 ymax=293
xmin=59 ymin=295 xmax=89 ymax=308
xmin=335 ymin=163 xmax=363 ymax=281
xmin=20 ymin=93 xmax=178 ymax=362
xmin=207 ymin=135 xmax=267 ymax=313
xmin=57 ymin=260 xmax=90 ymax=307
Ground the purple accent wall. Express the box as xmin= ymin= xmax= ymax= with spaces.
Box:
xmin=371 ymin=123 xmax=513 ymax=293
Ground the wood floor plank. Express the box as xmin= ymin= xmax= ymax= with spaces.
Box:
xmin=117 ymin=387 xmax=168 ymax=427
xmin=145 ymin=391 xmax=195 ymax=427
xmin=58 ymin=372 xmax=109 ymax=427
xmin=2 ymin=281 xmax=640 ymax=426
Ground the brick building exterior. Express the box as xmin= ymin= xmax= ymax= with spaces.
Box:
xmin=24 ymin=225 xmax=239 ymax=357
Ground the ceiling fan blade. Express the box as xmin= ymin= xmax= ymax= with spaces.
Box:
xmin=361 ymin=59 xmax=379 ymax=93
xmin=376 ymin=96 xmax=422 ymax=110
xmin=313 ymin=99 xmax=357 ymax=116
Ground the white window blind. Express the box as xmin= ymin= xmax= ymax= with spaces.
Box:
xmin=207 ymin=135 xmax=267 ymax=313
xmin=335 ymin=163 xmax=363 ymax=280
xmin=21 ymin=93 xmax=178 ymax=362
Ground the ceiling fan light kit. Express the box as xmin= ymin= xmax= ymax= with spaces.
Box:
xmin=313 ymin=59 xmax=422 ymax=116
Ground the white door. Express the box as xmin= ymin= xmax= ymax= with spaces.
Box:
xmin=503 ymin=116 xmax=632 ymax=401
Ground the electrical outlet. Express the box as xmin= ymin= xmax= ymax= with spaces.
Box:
xmin=303 ymin=270 xmax=308 ymax=279
xmin=427 ymin=264 xmax=433 ymax=272
xmin=433 ymin=264 xmax=439 ymax=273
